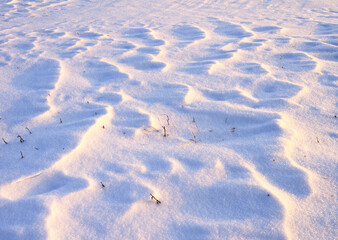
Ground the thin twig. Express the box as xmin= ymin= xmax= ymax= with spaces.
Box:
xmin=20 ymin=151 xmax=24 ymax=159
xmin=2 ymin=138 xmax=8 ymax=144
xmin=25 ymin=127 xmax=32 ymax=134
xmin=162 ymin=126 xmax=168 ymax=137
xmin=192 ymin=131 xmax=196 ymax=143
xmin=17 ymin=135 xmax=24 ymax=143
xmin=150 ymin=194 xmax=161 ymax=204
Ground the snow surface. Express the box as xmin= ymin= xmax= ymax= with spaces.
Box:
xmin=0 ymin=0 xmax=337 ymax=239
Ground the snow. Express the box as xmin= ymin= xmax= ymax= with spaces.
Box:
xmin=0 ymin=0 xmax=337 ymax=239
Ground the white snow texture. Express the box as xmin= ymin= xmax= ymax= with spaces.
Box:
xmin=0 ymin=0 xmax=337 ymax=239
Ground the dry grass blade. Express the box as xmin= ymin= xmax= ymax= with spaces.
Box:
xmin=192 ymin=131 xmax=196 ymax=143
xmin=162 ymin=126 xmax=168 ymax=137
xmin=25 ymin=127 xmax=32 ymax=134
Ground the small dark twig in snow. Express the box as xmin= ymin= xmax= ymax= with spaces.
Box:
xmin=17 ymin=135 xmax=24 ymax=143
xmin=162 ymin=126 xmax=168 ymax=137
xmin=20 ymin=151 xmax=24 ymax=159
xmin=316 ymin=137 xmax=320 ymax=143
xmin=60 ymin=118 xmax=63 ymax=124
xmin=100 ymin=182 xmax=105 ymax=188
xmin=2 ymin=138 xmax=8 ymax=144
xmin=150 ymin=194 xmax=161 ymax=204
xmin=192 ymin=131 xmax=197 ymax=143
xmin=25 ymin=127 xmax=32 ymax=134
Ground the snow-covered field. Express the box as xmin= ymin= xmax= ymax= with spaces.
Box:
xmin=0 ymin=0 xmax=337 ymax=239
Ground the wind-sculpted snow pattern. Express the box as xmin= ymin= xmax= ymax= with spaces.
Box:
xmin=0 ymin=0 xmax=337 ymax=239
